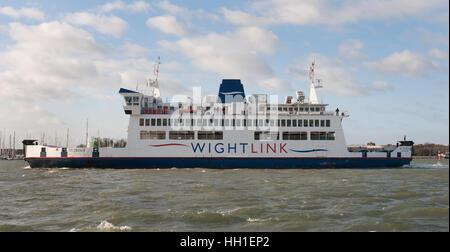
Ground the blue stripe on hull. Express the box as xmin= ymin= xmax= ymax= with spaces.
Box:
xmin=25 ymin=157 xmax=412 ymax=169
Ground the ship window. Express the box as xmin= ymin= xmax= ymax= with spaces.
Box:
xmin=327 ymin=132 xmax=335 ymax=140
xmin=157 ymin=119 xmax=161 ymax=126
xmin=139 ymin=118 xmax=144 ymax=126
xmin=298 ymin=120 xmax=302 ymax=127
xmin=289 ymin=107 xmax=293 ymax=112
xmin=198 ymin=131 xmax=223 ymax=140
xmin=140 ymin=131 xmax=165 ymax=140
xmin=255 ymin=131 xmax=279 ymax=141
xmin=326 ymin=120 xmax=330 ymax=127
xmin=169 ymin=131 xmax=195 ymax=140
xmin=305 ymin=107 xmax=309 ymax=112
xmin=257 ymin=119 xmax=262 ymax=127
xmin=320 ymin=120 xmax=325 ymax=127
xmin=278 ymin=107 xmax=282 ymax=111
xmin=315 ymin=120 xmax=320 ymax=127
xmin=315 ymin=107 xmax=320 ymax=112
xmin=292 ymin=120 xmax=297 ymax=127
xmin=270 ymin=120 xmax=275 ymax=127
xmin=282 ymin=132 xmax=307 ymax=140
xmin=281 ymin=120 xmax=286 ymax=127
xmin=125 ymin=96 xmax=132 ymax=106
xmin=243 ymin=119 xmax=247 ymax=127
xmin=299 ymin=107 xmax=304 ymax=112
xmin=310 ymin=132 xmax=320 ymax=140
xmin=151 ymin=118 xmax=156 ymax=126
xmin=132 ymin=97 xmax=139 ymax=106
xmin=283 ymin=107 xmax=287 ymax=111
xmin=287 ymin=120 xmax=291 ymax=127
xmin=310 ymin=131 xmax=334 ymax=140
xmin=145 ymin=119 xmax=150 ymax=126
xmin=309 ymin=120 xmax=314 ymax=127
xmin=304 ymin=120 xmax=308 ymax=127
xmin=163 ymin=119 xmax=167 ymax=126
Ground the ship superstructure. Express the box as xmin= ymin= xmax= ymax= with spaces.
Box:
xmin=23 ymin=60 xmax=413 ymax=168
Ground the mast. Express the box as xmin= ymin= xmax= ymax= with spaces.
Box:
xmin=85 ymin=119 xmax=89 ymax=147
xmin=308 ymin=60 xmax=323 ymax=104
xmin=147 ymin=56 xmax=161 ymax=98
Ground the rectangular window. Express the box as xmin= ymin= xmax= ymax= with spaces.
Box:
xmin=139 ymin=118 xmax=144 ymax=126
xmin=327 ymin=132 xmax=335 ymax=140
xmin=287 ymin=120 xmax=291 ymax=127
xmin=326 ymin=120 xmax=331 ymax=127
xmin=292 ymin=120 xmax=297 ymax=127
xmin=169 ymin=131 xmax=195 ymax=140
xmin=198 ymin=131 xmax=223 ymax=140
xmin=309 ymin=120 xmax=314 ymax=127
xmin=310 ymin=132 xmax=320 ymax=140
xmin=298 ymin=120 xmax=302 ymax=127
xmin=140 ymin=131 xmax=165 ymax=140
xmin=151 ymin=118 xmax=156 ymax=126
xmin=304 ymin=120 xmax=308 ymax=127
xmin=163 ymin=119 xmax=167 ymax=126
xmin=132 ymin=96 xmax=139 ymax=106
xmin=315 ymin=120 xmax=320 ymax=127
xmin=282 ymin=132 xmax=308 ymax=140
xmin=319 ymin=132 xmax=327 ymax=140
xmin=320 ymin=120 xmax=325 ymax=127
xmin=281 ymin=120 xmax=286 ymax=127
xmin=255 ymin=131 xmax=279 ymax=141
xmin=157 ymin=118 xmax=161 ymax=126
xmin=145 ymin=119 xmax=150 ymax=126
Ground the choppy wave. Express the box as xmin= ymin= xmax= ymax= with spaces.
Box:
xmin=1 ymin=159 xmax=448 ymax=232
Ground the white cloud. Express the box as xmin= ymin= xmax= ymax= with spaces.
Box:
xmin=0 ymin=6 xmax=45 ymax=20
xmin=0 ymin=21 xmax=172 ymax=107
xmin=222 ymin=0 xmax=448 ymax=26
xmin=65 ymin=12 xmax=128 ymax=37
xmin=338 ymin=39 xmax=367 ymax=59
xmin=146 ymin=15 xmax=189 ymax=36
xmin=287 ymin=54 xmax=365 ymax=96
xmin=100 ymin=1 xmax=150 ymax=13
xmin=371 ymin=81 xmax=393 ymax=92
xmin=158 ymin=26 xmax=290 ymax=91
xmin=428 ymin=48 xmax=449 ymax=60
xmin=364 ymin=50 xmax=445 ymax=77
xmin=121 ymin=42 xmax=150 ymax=56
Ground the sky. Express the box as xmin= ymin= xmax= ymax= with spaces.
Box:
xmin=0 ymin=0 xmax=448 ymax=148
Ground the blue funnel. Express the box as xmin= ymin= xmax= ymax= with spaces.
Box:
xmin=218 ymin=79 xmax=246 ymax=103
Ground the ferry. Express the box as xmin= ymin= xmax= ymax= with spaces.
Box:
xmin=23 ymin=60 xmax=414 ymax=169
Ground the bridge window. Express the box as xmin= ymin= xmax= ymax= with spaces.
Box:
xmin=132 ymin=97 xmax=139 ymax=106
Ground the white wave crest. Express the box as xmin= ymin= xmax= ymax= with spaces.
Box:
xmin=97 ymin=220 xmax=132 ymax=232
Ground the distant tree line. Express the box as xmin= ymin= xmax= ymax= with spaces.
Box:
xmin=413 ymin=143 xmax=449 ymax=156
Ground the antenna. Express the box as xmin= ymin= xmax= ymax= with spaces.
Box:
xmin=85 ymin=118 xmax=89 ymax=147
xmin=154 ymin=56 xmax=160 ymax=83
